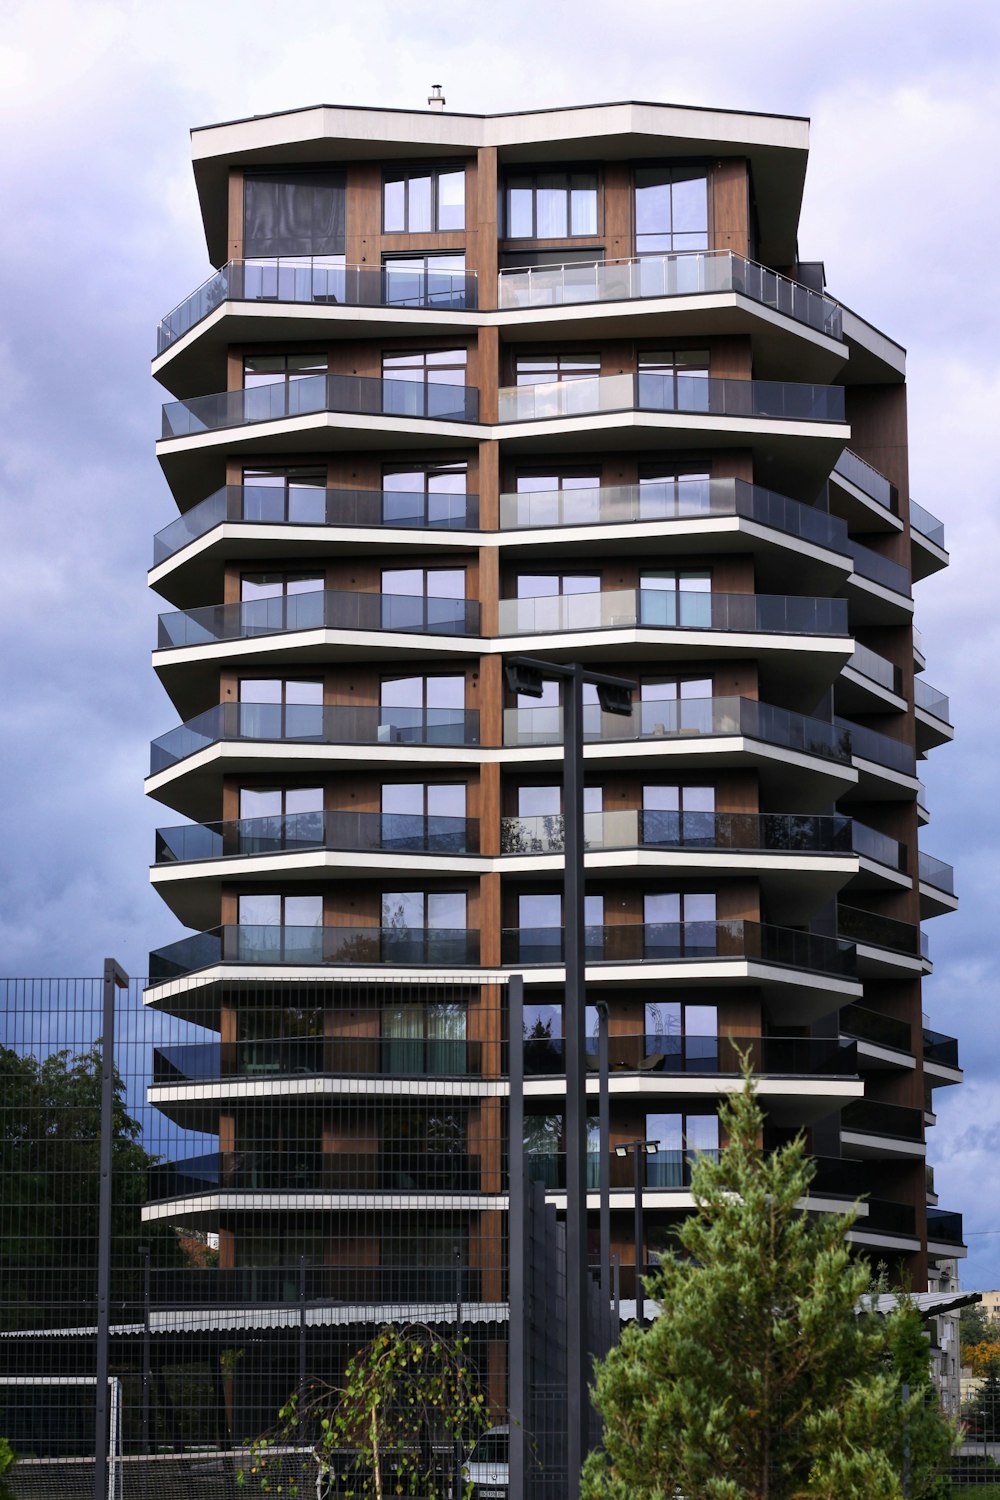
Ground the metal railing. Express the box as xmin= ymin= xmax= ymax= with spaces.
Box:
xmin=153 ymin=484 xmax=481 ymax=563
xmin=162 ymin=372 xmax=479 ymax=437
xmin=501 ymin=919 xmax=856 ymax=976
xmin=498 ymin=587 xmax=848 ymax=638
xmin=498 ymin=475 xmax=851 ymax=554
xmin=153 ymin=1035 xmax=484 ymax=1084
xmin=150 ymin=703 xmax=480 ymax=775
xmin=918 ymin=850 xmax=956 ymax=894
xmin=500 ymin=809 xmax=853 ymax=857
xmin=846 ymin=643 xmax=903 ymax=696
xmin=149 ymin=925 xmax=481 ymax=980
xmin=497 ymin=249 xmax=843 ymax=338
xmin=523 ymin=1033 xmax=857 ymax=1077
xmin=155 ymin=810 xmax=480 ymax=864
xmin=502 ymin=695 xmax=852 ymax=764
xmin=149 ymin=1148 xmax=484 ymax=1201
xmin=157 ymin=588 xmax=481 ymax=650
xmin=831 ymin=450 xmax=897 ymax=511
xmin=497 ymin=371 xmax=845 ymax=424
xmin=157 ymin=258 xmax=478 ymax=351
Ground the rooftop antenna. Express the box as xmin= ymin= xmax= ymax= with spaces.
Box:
xmin=428 ymin=84 xmax=446 ymax=111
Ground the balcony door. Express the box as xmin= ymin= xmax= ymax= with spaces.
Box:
xmin=238 ymin=786 xmax=323 ymax=853
xmin=644 ymin=1000 xmax=718 ymax=1068
xmin=637 ymin=350 xmax=709 ymax=413
xmin=643 ymin=892 xmax=717 ymax=958
xmin=382 ymin=462 xmax=469 ymax=529
xmin=639 ymin=676 xmax=713 ymax=737
xmin=641 ymin=784 xmax=715 ymax=847
xmin=382 ymin=1000 xmax=468 ymax=1077
xmin=379 ymin=674 xmax=466 ymax=744
xmin=236 ymin=892 xmax=322 ymax=963
xmin=512 ymin=469 xmax=602 ymax=528
xmin=237 ymin=677 xmax=324 ymax=740
xmin=380 ymin=890 xmax=468 ymax=963
xmin=639 ymin=569 xmax=711 ymax=629
xmin=240 ymin=571 xmax=324 ymax=633
xmin=381 ymin=348 xmax=467 ymax=419
xmin=380 ymin=566 xmax=466 ymax=634
xmin=381 ymin=782 xmax=467 ymax=853
xmin=242 ymin=466 xmax=327 ymax=524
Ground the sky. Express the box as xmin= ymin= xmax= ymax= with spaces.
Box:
xmin=0 ymin=0 xmax=997 ymax=1281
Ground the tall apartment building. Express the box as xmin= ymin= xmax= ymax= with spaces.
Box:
xmin=143 ymin=98 xmax=963 ymax=1429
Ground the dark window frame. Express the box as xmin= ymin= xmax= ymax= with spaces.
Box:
xmin=503 ymin=167 xmax=602 ymax=240
xmin=382 ymin=165 xmax=467 ymax=233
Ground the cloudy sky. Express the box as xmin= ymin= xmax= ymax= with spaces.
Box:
xmin=0 ymin=0 xmax=997 ymax=1281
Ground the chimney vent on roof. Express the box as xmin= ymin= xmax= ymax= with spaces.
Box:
xmin=428 ymin=84 xmax=445 ymax=111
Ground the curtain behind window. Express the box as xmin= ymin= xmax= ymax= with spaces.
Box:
xmin=243 ymin=171 xmax=347 ymax=258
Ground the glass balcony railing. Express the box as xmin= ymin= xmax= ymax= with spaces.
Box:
xmin=837 ymin=904 xmax=925 ymax=959
xmin=149 ymin=925 xmax=480 ymax=981
xmin=845 ymin=644 xmax=903 ymax=696
xmin=157 ymin=589 xmax=481 ymax=650
xmin=153 ymin=484 xmax=481 ymax=564
xmin=498 ymin=475 xmax=850 ymax=553
xmin=501 ymin=919 xmax=855 ymax=976
xmin=864 ymin=1200 xmax=918 ymax=1236
xmin=146 ymin=1263 xmax=487 ymax=1307
xmin=926 ymin=1207 xmax=964 ymax=1245
xmin=917 ymin=850 xmax=955 ymax=895
xmin=910 ymin=501 xmax=946 ymax=549
xmin=842 ymin=1098 xmax=924 ymax=1142
xmin=497 ymin=372 xmax=845 ymax=425
xmin=155 ymin=810 xmax=479 ymax=864
xmin=500 ymin=809 xmax=852 ymax=857
xmin=847 ymin=540 xmax=911 ymax=597
xmin=525 ymin=1148 xmax=717 ymax=1192
xmin=922 ymin=1028 xmax=960 ymax=1069
xmin=523 ymin=1033 xmax=857 ymax=1077
xmin=834 ymin=717 xmax=915 ymax=776
xmin=840 ymin=1002 xmax=912 ymax=1052
xmin=851 ymin=821 xmax=906 ymax=873
xmin=498 ymin=588 xmax=848 ymax=638
xmin=161 ymin=373 xmax=479 ymax=438
xmin=914 ymin=679 xmax=951 ymax=723
xmin=497 ymin=249 xmax=843 ymax=337
xmin=150 ymin=703 xmax=480 ymax=775
xmin=149 ymin=1148 xmax=484 ymax=1201
xmin=502 ymin=695 xmax=852 ymax=765
xmin=831 ymin=450 xmax=897 ymax=512
xmin=157 ymin=259 xmax=478 ymax=352
xmin=153 ymin=1034 xmax=483 ymax=1085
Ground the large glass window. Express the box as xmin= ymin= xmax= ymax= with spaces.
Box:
xmin=236 ymin=892 xmax=323 ymax=962
xmin=642 ymin=784 xmax=715 ymax=845
xmin=639 ymin=568 xmax=712 ymax=628
xmin=239 ymin=571 xmax=325 ymax=633
xmin=381 ymin=462 xmax=469 ymax=529
xmin=513 ymin=469 xmax=601 ymax=528
xmin=514 ymin=354 xmax=600 ymax=386
xmin=379 ymin=675 xmax=466 ymax=745
xmin=381 ymin=782 xmax=467 ymax=852
xmin=383 ymin=252 xmax=467 ymax=309
xmin=240 ymin=571 xmax=323 ymax=602
xmin=637 ymin=350 xmax=710 ymax=412
xmin=242 ymin=466 xmax=326 ymax=525
xmin=382 ymin=1001 xmax=467 ymax=1076
xmin=380 ymin=566 xmax=466 ymax=634
xmin=645 ymin=1000 xmax=718 ymax=1066
xmin=237 ymin=786 xmax=323 ymax=851
xmin=243 ymin=354 xmax=327 ymax=387
xmin=643 ymin=891 xmax=717 ymax=957
xmin=640 ymin=676 xmax=713 ymax=737
xmin=383 ymin=167 xmax=466 ymax=232
xmin=381 ymin=891 xmax=467 ymax=929
xmin=634 ymin=167 xmax=709 ymax=256
xmin=243 ymin=170 xmax=346 ymax=259
xmin=237 ymin=677 xmax=324 ymax=739
xmin=505 ymin=172 xmax=599 ymax=238
xmin=644 ymin=1111 xmax=719 ymax=1187
xmin=382 ymin=348 xmax=468 ymax=419
xmin=638 ymin=465 xmax=711 ymax=519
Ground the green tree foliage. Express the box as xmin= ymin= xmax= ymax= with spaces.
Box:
xmin=239 ymin=1322 xmax=489 ymax=1499
xmin=965 ymin=1359 xmax=1000 ymax=1442
xmin=0 ymin=1439 xmax=16 ymax=1500
xmin=582 ymin=1072 xmax=957 ymax=1500
xmin=0 ymin=1045 xmax=184 ymax=1329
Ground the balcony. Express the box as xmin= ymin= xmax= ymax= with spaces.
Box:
xmin=154 ymin=810 xmax=480 ymax=864
xmin=500 ymin=809 xmax=852 ymax=858
xmin=145 ymin=1263 xmax=487 ymax=1307
xmin=846 ymin=540 xmax=911 ymax=601
xmin=153 ymin=484 xmax=481 ymax=566
xmin=831 ymin=450 xmax=897 ymax=513
xmin=910 ymin=501 xmax=945 ymax=550
xmin=501 ymin=919 xmax=855 ymax=977
xmin=834 ymin=717 xmax=916 ymax=779
xmin=525 ymin=1148 xmax=717 ymax=1192
xmin=863 ymin=1200 xmax=918 ymax=1237
xmin=502 ymin=694 xmax=852 ymax=766
xmin=523 ymin=1033 xmax=857 ymax=1077
xmin=157 ymin=589 xmax=481 ymax=651
xmin=157 ymin=259 xmax=478 ymax=353
xmin=150 ymin=703 xmax=480 ymax=776
xmin=922 ymin=1028 xmax=960 ymax=1070
xmin=851 ymin=821 xmax=907 ymax=875
xmin=498 ymin=475 xmax=851 ymax=558
xmin=148 ymin=1147 xmax=484 ymax=1202
xmin=497 ymin=249 xmax=843 ymax=339
xmin=910 ymin=501 xmax=948 ymax=581
xmin=161 ymin=373 xmax=479 ymax=439
xmin=844 ymin=644 xmax=903 ymax=698
xmin=840 ymin=1003 xmax=912 ymax=1053
xmin=926 ymin=1207 xmax=965 ymax=1248
xmin=149 ymin=925 xmax=480 ymax=981
xmin=153 ymin=1034 xmax=483 ymax=1085
xmin=498 ymin=588 xmax=848 ymax=640
xmin=837 ymin=904 xmax=928 ymax=965
xmin=918 ymin=851 xmax=957 ymax=917
xmin=497 ymin=372 xmax=845 ymax=426
xmin=841 ymin=1098 xmax=924 ymax=1143
xmin=914 ymin=679 xmax=950 ymax=723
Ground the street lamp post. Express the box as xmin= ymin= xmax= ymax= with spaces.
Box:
xmin=614 ymin=1140 xmax=660 ymax=1317
xmin=505 ymin=656 xmax=634 ymax=1499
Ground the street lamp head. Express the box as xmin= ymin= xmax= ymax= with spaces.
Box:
xmin=643 ymin=1140 xmax=660 ymax=1154
xmin=596 ymin=681 xmax=634 ymax=717
xmin=505 ymin=660 xmax=545 ymax=698
xmin=614 ymin=1145 xmax=629 ymax=1159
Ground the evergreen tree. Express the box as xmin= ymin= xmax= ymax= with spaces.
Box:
xmin=582 ymin=1071 xmax=956 ymax=1500
xmin=966 ymin=1358 xmax=1000 ymax=1442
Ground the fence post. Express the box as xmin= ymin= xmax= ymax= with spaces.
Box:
xmin=901 ymin=1380 xmax=910 ymax=1498
xmin=94 ymin=959 xmax=128 ymax=1500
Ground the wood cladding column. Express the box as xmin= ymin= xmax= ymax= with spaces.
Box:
xmin=711 ymin=160 xmax=749 ymax=259
xmin=603 ymin=163 xmax=632 ymax=260
xmin=227 ymin=171 xmax=244 ymax=263
xmin=474 ymin=147 xmax=499 ymax=310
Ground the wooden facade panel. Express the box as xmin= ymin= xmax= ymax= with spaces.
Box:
xmin=711 ymin=160 xmax=750 ymax=259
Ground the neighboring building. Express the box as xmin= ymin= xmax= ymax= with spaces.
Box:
xmin=142 ymin=98 xmax=963 ymax=1430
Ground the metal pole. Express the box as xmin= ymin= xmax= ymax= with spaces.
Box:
xmin=454 ymin=1243 xmax=464 ymax=1500
xmin=507 ymin=974 xmax=526 ymax=1500
xmin=299 ymin=1255 xmax=307 ymax=1397
xmin=140 ymin=1246 xmax=150 ymax=1456
xmin=94 ymin=958 xmax=128 ymax=1500
xmin=597 ymin=1003 xmax=611 ymax=1353
xmin=634 ymin=1149 xmax=644 ymax=1321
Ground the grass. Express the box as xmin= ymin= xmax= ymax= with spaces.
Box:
xmin=950 ymin=1486 xmax=1000 ymax=1496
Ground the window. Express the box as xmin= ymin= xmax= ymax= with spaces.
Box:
xmin=379 ymin=675 xmax=466 ymax=745
xmin=237 ymin=786 xmax=323 ymax=853
xmin=242 ymin=466 xmax=326 ymax=525
xmin=381 ymin=462 xmax=469 ymax=529
xmin=381 ymin=891 xmax=467 ymax=929
xmin=381 ymin=782 xmax=467 ymax=852
xmin=382 ymin=348 xmax=468 ymax=419
xmin=240 ymin=571 xmax=325 ymax=633
xmin=512 ymin=570 xmax=602 ymax=634
xmin=514 ymin=354 xmax=600 ymax=386
xmin=381 ymin=566 xmax=466 ymax=634
xmin=382 ymin=1000 xmax=467 ymax=1076
xmin=639 ymin=568 xmax=712 ymax=628
xmin=645 ymin=1000 xmax=718 ymax=1067
xmin=634 ymin=167 xmax=709 ymax=256
xmin=643 ymin=892 xmax=717 ymax=957
xmin=644 ymin=1111 xmax=719 ymax=1187
xmin=638 ymin=465 xmax=711 ymax=519
xmin=382 ymin=253 xmax=467 ymax=309
xmin=237 ymin=677 xmax=324 ymax=739
xmin=516 ymin=892 xmax=604 ymax=961
xmin=242 ymin=353 xmax=327 ymax=387
xmin=512 ymin=469 xmax=602 ymax=528
xmin=639 ymin=676 xmax=714 ymax=736
xmin=637 ymin=349 xmax=710 ymax=412
xmin=240 ymin=571 xmax=323 ymax=602
xmin=505 ymin=171 xmax=599 ymax=238
xmin=383 ymin=167 xmax=465 ymax=232
xmin=243 ymin=170 xmax=346 ymax=259
xmin=236 ymin=892 xmax=323 ymax=963
xmin=642 ymin=784 xmax=716 ymax=846
xmin=241 ymin=354 xmax=327 ymax=422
